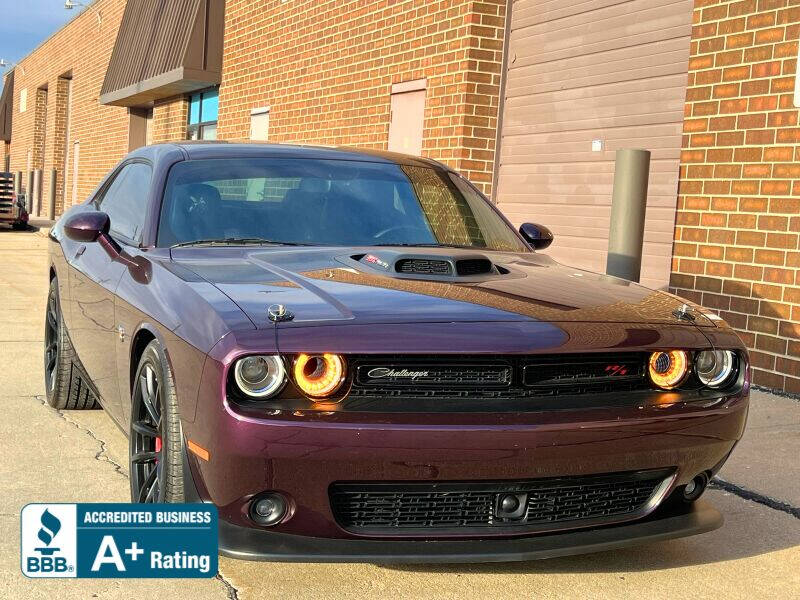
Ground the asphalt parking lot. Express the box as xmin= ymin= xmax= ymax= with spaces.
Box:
xmin=1 ymin=225 xmax=798 ymax=599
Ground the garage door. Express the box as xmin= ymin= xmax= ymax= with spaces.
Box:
xmin=495 ymin=0 xmax=692 ymax=289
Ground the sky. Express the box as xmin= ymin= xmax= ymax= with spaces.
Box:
xmin=0 ymin=0 xmax=87 ymax=68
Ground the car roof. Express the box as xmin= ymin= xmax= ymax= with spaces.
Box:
xmin=128 ymin=141 xmax=451 ymax=170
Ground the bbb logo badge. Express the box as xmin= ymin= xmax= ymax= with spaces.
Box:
xmin=21 ymin=504 xmax=77 ymax=577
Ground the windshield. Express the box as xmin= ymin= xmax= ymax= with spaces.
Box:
xmin=157 ymin=158 xmax=529 ymax=252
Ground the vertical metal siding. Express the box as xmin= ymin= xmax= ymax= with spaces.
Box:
xmin=496 ymin=0 xmax=692 ymax=289
xmin=100 ymin=0 xmax=204 ymax=97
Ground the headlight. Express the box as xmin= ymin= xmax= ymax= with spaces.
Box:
xmin=695 ymin=350 xmax=737 ymax=388
xmin=649 ymin=350 xmax=689 ymax=390
xmin=233 ymin=355 xmax=286 ymax=398
xmin=293 ymin=353 xmax=345 ymax=399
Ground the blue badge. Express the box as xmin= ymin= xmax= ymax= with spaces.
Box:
xmin=21 ymin=504 xmax=218 ymax=578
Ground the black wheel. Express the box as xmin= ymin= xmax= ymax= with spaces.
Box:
xmin=44 ymin=278 xmax=99 ymax=409
xmin=129 ymin=340 xmax=184 ymax=503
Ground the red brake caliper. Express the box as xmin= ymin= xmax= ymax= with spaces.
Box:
xmin=155 ymin=436 xmax=162 ymax=458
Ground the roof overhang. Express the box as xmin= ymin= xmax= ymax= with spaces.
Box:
xmin=0 ymin=70 xmax=14 ymax=142
xmin=100 ymin=0 xmax=224 ymax=107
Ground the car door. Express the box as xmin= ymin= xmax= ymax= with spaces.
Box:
xmin=67 ymin=161 xmax=152 ymax=423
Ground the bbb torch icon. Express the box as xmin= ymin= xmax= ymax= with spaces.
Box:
xmin=21 ymin=504 xmax=77 ymax=577
xmin=35 ymin=509 xmax=62 ymax=556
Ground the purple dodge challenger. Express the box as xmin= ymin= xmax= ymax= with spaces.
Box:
xmin=45 ymin=142 xmax=749 ymax=562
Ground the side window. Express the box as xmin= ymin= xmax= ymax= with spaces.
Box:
xmin=97 ymin=162 xmax=152 ymax=243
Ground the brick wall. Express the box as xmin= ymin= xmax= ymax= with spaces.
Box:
xmin=48 ymin=78 xmax=71 ymax=215
xmin=7 ymin=0 xmax=130 ymax=213
xmin=218 ymin=0 xmax=506 ymax=194
xmin=152 ymin=97 xmax=189 ymax=144
xmin=672 ymin=0 xmax=800 ymax=393
xmin=3 ymin=0 xmax=507 ymax=212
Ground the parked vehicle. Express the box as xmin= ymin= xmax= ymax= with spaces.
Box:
xmin=0 ymin=172 xmax=28 ymax=229
xmin=46 ymin=142 xmax=749 ymax=562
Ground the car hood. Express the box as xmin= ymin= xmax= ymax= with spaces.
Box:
xmin=171 ymin=246 xmax=714 ymax=329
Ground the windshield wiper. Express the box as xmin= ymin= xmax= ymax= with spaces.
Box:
xmin=171 ymin=238 xmax=318 ymax=248
xmin=371 ymin=243 xmax=445 ymax=248
xmin=372 ymin=243 xmax=486 ymax=250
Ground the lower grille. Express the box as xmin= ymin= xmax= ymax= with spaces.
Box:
xmin=330 ymin=469 xmax=672 ymax=533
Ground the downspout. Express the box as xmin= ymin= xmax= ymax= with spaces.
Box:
xmin=491 ymin=0 xmax=514 ymax=203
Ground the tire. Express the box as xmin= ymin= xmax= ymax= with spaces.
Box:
xmin=44 ymin=278 xmax=99 ymax=410
xmin=129 ymin=339 xmax=184 ymax=503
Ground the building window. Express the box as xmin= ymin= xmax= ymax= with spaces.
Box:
xmin=188 ymin=88 xmax=218 ymax=140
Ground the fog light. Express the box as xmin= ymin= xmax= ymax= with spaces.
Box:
xmin=250 ymin=493 xmax=287 ymax=526
xmin=683 ymin=473 xmax=709 ymax=502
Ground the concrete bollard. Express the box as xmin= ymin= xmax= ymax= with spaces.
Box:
xmin=33 ymin=169 xmax=42 ymax=216
xmin=606 ymin=149 xmax=651 ymax=283
xmin=48 ymin=169 xmax=57 ymax=220
xmin=26 ymin=171 xmax=34 ymax=214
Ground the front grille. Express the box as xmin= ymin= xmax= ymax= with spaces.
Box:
xmin=356 ymin=363 xmax=511 ymax=388
xmin=346 ymin=353 xmax=649 ymax=410
xmin=330 ymin=469 xmax=671 ymax=533
xmin=395 ymin=258 xmax=452 ymax=275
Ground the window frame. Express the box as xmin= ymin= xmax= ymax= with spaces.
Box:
xmin=187 ymin=87 xmax=219 ymax=140
xmin=93 ymin=158 xmax=153 ymax=247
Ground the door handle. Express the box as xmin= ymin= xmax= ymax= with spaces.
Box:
xmin=75 ymin=245 xmax=87 ymax=259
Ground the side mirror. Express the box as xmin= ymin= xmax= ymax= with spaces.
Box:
xmin=63 ymin=211 xmax=110 ymax=243
xmin=519 ymin=222 xmax=554 ymax=250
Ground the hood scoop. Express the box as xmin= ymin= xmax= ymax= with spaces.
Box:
xmin=350 ymin=251 xmax=507 ymax=281
xmin=396 ymin=258 xmax=453 ymax=275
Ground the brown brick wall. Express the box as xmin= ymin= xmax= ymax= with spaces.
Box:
xmin=152 ymin=96 xmax=189 ymax=144
xmin=4 ymin=0 xmax=506 ymax=212
xmin=218 ymin=0 xmax=505 ymax=194
xmin=672 ymin=0 xmax=800 ymax=393
xmin=7 ymin=0 xmax=130 ymax=212
xmin=48 ymin=77 xmax=71 ymax=215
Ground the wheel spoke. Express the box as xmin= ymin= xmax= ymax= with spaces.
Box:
xmin=138 ymin=467 xmax=158 ymax=503
xmin=47 ymin=308 xmax=57 ymax=330
xmin=131 ymin=420 xmax=158 ymax=439
xmin=131 ymin=451 xmax=158 ymax=464
xmin=138 ymin=372 xmax=160 ymax=426
xmin=46 ymin=353 xmax=57 ymax=374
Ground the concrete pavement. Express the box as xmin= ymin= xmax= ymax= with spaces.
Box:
xmin=0 ymin=226 xmax=798 ymax=599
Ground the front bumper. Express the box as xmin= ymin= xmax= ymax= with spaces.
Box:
xmin=218 ymin=499 xmax=723 ymax=563
xmin=183 ymin=378 xmax=747 ymax=545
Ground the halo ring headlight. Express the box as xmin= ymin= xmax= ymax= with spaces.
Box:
xmin=233 ymin=355 xmax=286 ymax=398
xmin=695 ymin=350 xmax=736 ymax=388
xmin=649 ymin=350 xmax=690 ymax=390
xmin=293 ymin=353 xmax=345 ymax=399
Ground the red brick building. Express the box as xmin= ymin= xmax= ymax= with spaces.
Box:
xmin=0 ymin=0 xmax=798 ymax=392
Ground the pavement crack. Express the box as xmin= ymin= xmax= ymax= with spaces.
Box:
xmin=711 ymin=476 xmax=800 ymax=519
xmin=215 ymin=572 xmax=240 ymax=600
xmin=34 ymin=395 xmax=128 ymax=480
xmin=751 ymin=384 xmax=800 ymax=402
